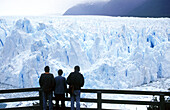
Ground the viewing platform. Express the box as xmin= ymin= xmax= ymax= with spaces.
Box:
xmin=0 ymin=88 xmax=170 ymax=110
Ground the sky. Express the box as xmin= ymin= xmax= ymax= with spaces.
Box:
xmin=0 ymin=0 xmax=109 ymax=16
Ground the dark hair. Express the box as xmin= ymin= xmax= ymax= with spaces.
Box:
xmin=44 ymin=66 xmax=50 ymax=72
xmin=58 ymin=69 xmax=63 ymax=76
xmin=74 ymin=66 xmax=80 ymax=72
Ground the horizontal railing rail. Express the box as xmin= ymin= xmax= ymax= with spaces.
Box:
xmin=81 ymin=89 xmax=170 ymax=95
xmin=0 ymin=88 xmax=169 ymax=110
xmin=0 ymin=88 xmax=41 ymax=110
xmin=0 ymin=88 xmax=40 ymax=94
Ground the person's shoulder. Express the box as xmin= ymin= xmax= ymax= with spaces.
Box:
xmin=62 ymin=76 xmax=66 ymax=80
xmin=49 ymin=73 xmax=54 ymax=77
xmin=56 ymin=76 xmax=62 ymax=79
xmin=79 ymin=72 xmax=84 ymax=77
xmin=79 ymin=72 xmax=83 ymax=75
xmin=40 ymin=73 xmax=45 ymax=76
xmin=49 ymin=73 xmax=54 ymax=75
xmin=69 ymin=72 xmax=74 ymax=76
xmin=70 ymin=72 xmax=74 ymax=74
xmin=54 ymin=76 xmax=59 ymax=80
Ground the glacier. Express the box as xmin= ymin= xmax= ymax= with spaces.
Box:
xmin=0 ymin=16 xmax=170 ymax=90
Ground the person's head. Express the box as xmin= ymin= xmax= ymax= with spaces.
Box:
xmin=44 ymin=66 xmax=50 ymax=73
xmin=58 ymin=69 xmax=63 ymax=76
xmin=74 ymin=65 xmax=80 ymax=72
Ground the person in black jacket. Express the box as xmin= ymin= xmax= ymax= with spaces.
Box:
xmin=39 ymin=66 xmax=55 ymax=110
xmin=67 ymin=66 xmax=84 ymax=110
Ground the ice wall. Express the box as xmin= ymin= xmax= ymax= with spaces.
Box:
xmin=0 ymin=16 xmax=169 ymax=89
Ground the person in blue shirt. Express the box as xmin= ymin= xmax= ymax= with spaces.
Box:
xmin=54 ymin=69 xmax=67 ymax=109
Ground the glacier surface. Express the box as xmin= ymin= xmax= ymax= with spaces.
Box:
xmin=0 ymin=16 xmax=170 ymax=90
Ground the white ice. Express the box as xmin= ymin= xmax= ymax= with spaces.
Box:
xmin=0 ymin=15 xmax=170 ymax=109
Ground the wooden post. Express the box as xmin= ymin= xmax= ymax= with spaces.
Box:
xmin=160 ymin=94 xmax=165 ymax=110
xmin=39 ymin=89 xmax=43 ymax=110
xmin=97 ymin=91 xmax=102 ymax=110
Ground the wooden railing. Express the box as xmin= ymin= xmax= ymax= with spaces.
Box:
xmin=0 ymin=88 xmax=170 ymax=110
xmin=0 ymin=88 xmax=41 ymax=110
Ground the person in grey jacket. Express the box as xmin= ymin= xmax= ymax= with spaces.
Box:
xmin=54 ymin=69 xmax=67 ymax=109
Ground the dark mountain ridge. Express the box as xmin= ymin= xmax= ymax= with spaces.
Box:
xmin=64 ymin=0 xmax=170 ymax=17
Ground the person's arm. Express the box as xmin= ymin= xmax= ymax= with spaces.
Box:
xmin=64 ymin=78 xmax=67 ymax=90
xmin=51 ymin=74 xmax=55 ymax=90
xmin=54 ymin=78 xmax=56 ymax=88
xmin=64 ymin=77 xmax=68 ymax=97
xmin=39 ymin=74 xmax=42 ymax=87
xmin=53 ymin=77 xmax=56 ymax=91
xmin=80 ymin=74 xmax=84 ymax=87
xmin=66 ymin=73 xmax=72 ymax=85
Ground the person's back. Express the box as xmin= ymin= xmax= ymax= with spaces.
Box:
xmin=39 ymin=66 xmax=55 ymax=110
xmin=54 ymin=76 xmax=66 ymax=94
xmin=54 ymin=69 xmax=67 ymax=109
xmin=40 ymin=73 xmax=55 ymax=93
xmin=67 ymin=66 xmax=84 ymax=110
xmin=67 ymin=71 xmax=84 ymax=90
